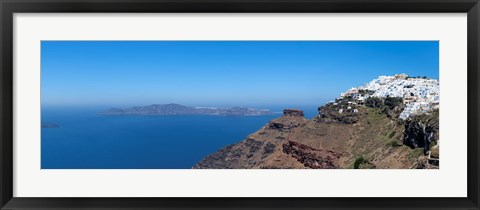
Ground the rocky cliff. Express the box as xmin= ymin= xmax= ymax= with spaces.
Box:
xmin=403 ymin=110 xmax=439 ymax=149
xmin=194 ymin=105 xmax=439 ymax=169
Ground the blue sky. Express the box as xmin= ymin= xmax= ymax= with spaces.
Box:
xmin=41 ymin=41 xmax=439 ymax=108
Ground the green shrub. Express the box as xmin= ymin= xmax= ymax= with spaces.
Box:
xmin=384 ymin=97 xmax=403 ymax=110
xmin=387 ymin=140 xmax=402 ymax=147
xmin=353 ymin=156 xmax=365 ymax=169
xmin=365 ymin=97 xmax=383 ymax=108
xmin=388 ymin=131 xmax=396 ymax=138
xmin=409 ymin=148 xmax=425 ymax=158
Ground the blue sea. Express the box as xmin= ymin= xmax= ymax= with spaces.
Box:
xmin=41 ymin=106 xmax=319 ymax=169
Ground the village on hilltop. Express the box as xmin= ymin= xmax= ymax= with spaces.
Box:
xmin=331 ymin=73 xmax=439 ymax=120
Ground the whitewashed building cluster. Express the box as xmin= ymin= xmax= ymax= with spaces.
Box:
xmin=339 ymin=74 xmax=439 ymax=120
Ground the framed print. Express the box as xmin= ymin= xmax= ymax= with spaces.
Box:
xmin=1 ymin=0 xmax=479 ymax=209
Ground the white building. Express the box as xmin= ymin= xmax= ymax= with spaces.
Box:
xmin=340 ymin=73 xmax=439 ymax=120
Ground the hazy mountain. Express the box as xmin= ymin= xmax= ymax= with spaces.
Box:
xmin=100 ymin=103 xmax=274 ymax=116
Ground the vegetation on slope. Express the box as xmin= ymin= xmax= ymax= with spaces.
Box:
xmin=195 ymin=101 xmax=439 ymax=169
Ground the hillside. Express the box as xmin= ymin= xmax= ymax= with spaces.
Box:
xmin=194 ymin=74 xmax=440 ymax=169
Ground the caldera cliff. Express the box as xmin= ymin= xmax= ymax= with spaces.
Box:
xmin=194 ymin=74 xmax=440 ymax=169
xmin=194 ymin=106 xmax=438 ymax=169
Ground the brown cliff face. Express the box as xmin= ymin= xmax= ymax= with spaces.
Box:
xmin=193 ymin=109 xmax=309 ymax=169
xmin=282 ymin=141 xmax=340 ymax=169
xmin=194 ymin=106 xmax=439 ymax=169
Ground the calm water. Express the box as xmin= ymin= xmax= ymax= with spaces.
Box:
xmin=41 ymin=106 xmax=319 ymax=169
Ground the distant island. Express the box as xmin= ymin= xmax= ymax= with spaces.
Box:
xmin=100 ymin=103 xmax=274 ymax=116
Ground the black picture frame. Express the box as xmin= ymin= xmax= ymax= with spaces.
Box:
xmin=1 ymin=0 xmax=479 ymax=209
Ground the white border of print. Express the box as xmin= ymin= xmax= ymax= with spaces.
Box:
xmin=13 ymin=13 xmax=467 ymax=197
